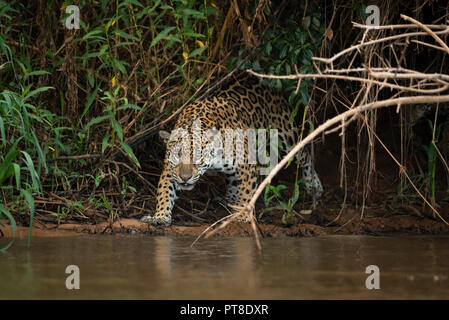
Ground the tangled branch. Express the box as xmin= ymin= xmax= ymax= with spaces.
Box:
xmin=197 ymin=14 xmax=449 ymax=246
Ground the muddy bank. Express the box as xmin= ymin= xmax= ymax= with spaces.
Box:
xmin=0 ymin=224 xmax=81 ymax=238
xmin=2 ymin=207 xmax=449 ymax=239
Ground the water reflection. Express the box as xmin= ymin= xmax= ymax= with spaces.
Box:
xmin=0 ymin=235 xmax=448 ymax=299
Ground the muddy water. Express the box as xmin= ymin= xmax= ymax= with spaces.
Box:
xmin=0 ymin=235 xmax=448 ymax=299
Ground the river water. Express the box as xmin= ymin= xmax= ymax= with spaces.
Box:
xmin=0 ymin=235 xmax=448 ymax=299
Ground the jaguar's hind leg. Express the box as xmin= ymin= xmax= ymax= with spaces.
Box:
xmin=231 ymin=164 xmax=258 ymax=222
xmin=224 ymin=173 xmax=238 ymax=204
xmin=298 ymin=149 xmax=323 ymax=200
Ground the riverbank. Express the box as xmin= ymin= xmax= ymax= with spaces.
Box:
xmin=2 ymin=206 xmax=448 ymax=239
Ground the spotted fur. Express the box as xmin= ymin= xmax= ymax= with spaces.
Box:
xmin=141 ymin=73 xmax=323 ymax=226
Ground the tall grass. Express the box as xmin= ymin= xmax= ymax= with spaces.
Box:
xmin=0 ymin=64 xmax=57 ymax=247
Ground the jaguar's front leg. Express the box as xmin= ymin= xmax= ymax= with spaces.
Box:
xmin=141 ymin=166 xmax=177 ymax=226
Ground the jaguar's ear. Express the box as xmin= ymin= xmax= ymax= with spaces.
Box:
xmin=159 ymin=130 xmax=171 ymax=144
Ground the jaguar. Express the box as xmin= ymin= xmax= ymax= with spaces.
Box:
xmin=141 ymin=73 xmax=323 ymax=226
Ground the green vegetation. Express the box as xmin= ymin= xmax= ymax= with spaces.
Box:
xmin=423 ymin=121 xmax=444 ymax=208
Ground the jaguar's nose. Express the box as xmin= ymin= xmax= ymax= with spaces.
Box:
xmin=178 ymin=163 xmax=194 ymax=183
xmin=180 ymin=172 xmax=192 ymax=182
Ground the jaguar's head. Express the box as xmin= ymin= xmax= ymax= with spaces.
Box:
xmin=160 ymin=125 xmax=222 ymax=191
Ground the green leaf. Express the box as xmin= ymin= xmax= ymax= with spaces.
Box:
xmin=82 ymin=29 xmax=105 ymax=41
xmin=110 ymin=119 xmax=123 ymax=141
xmin=270 ymin=184 xmax=287 ymax=198
xmin=21 ymin=151 xmax=39 ymax=193
xmin=80 ymin=86 xmax=100 ymax=122
xmin=183 ymin=8 xmax=205 ymax=18
xmin=13 ymin=163 xmax=20 ymax=189
xmin=264 ymin=192 xmax=275 ymax=205
xmin=85 ymin=115 xmax=110 ymax=130
xmin=204 ymin=6 xmax=216 ymax=15
xmin=102 ymin=134 xmax=110 ymax=153
xmin=0 ymin=204 xmax=15 ymax=252
xmin=150 ymin=26 xmax=176 ymax=48
xmin=188 ymin=46 xmax=206 ymax=58
xmin=182 ymin=31 xmax=205 ymax=38
xmin=292 ymin=182 xmax=300 ymax=206
xmin=87 ymin=70 xmax=95 ymax=88
xmin=24 ymin=70 xmax=51 ymax=79
xmin=30 ymin=130 xmax=48 ymax=174
xmin=24 ymin=86 xmax=54 ymax=100
xmin=100 ymin=194 xmax=114 ymax=212
xmin=113 ymin=41 xmax=135 ymax=48
xmin=114 ymin=30 xmax=139 ymax=41
xmin=113 ymin=59 xmax=127 ymax=74
xmin=121 ymin=142 xmax=140 ymax=168
xmin=117 ymin=104 xmax=141 ymax=111
xmin=275 ymin=201 xmax=290 ymax=211
xmin=0 ymin=140 xmax=19 ymax=185
xmin=119 ymin=0 xmax=144 ymax=8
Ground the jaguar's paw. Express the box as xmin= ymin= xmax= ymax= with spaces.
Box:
xmin=141 ymin=214 xmax=172 ymax=226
